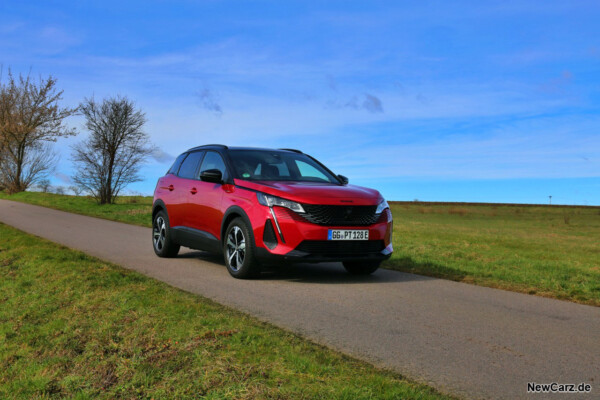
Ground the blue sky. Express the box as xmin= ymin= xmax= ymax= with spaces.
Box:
xmin=1 ymin=0 xmax=599 ymax=204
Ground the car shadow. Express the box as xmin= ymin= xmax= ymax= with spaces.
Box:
xmin=259 ymin=262 xmax=434 ymax=284
xmin=177 ymin=250 xmax=223 ymax=263
xmin=178 ymin=249 xmax=436 ymax=285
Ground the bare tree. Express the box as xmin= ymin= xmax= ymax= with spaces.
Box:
xmin=38 ymin=178 xmax=51 ymax=192
xmin=71 ymin=96 xmax=153 ymax=204
xmin=0 ymin=142 xmax=58 ymax=191
xmin=0 ymin=69 xmax=77 ymax=193
xmin=54 ymin=185 xmax=65 ymax=195
xmin=69 ymin=185 xmax=84 ymax=196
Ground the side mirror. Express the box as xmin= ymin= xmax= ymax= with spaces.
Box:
xmin=200 ymin=169 xmax=223 ymax=183
xmin=338 ymin=174 xmax=349 ymax=185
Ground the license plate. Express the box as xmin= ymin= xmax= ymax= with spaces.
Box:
xmin=327 ymin=229 xmax=369 ymax=241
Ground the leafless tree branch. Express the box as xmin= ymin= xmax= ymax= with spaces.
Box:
xmin=71 ymin=96 xmax=154 ymax=204
xmin=0 ymin=68 xmax=77 ymax=193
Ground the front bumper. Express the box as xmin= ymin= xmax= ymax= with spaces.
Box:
xmin=256 ymin=244 xmax=392 ymax=263
xmin=250 ymin=206 xmax=393 ymax=263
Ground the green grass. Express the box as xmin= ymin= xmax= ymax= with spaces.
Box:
xmin=0 ymin=223 xmax=450 ymax=399
xmin=1 ymin=191 xmax=599 ymax=306
xmin=0 ymin=191 xmax=152 ymax=227
xmin=386 ymin=202 xmax=600 ymax=306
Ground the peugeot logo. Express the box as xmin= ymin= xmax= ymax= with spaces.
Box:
xmin=344 ymin=207 xmax=353 ymax=219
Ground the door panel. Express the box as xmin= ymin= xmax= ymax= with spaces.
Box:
xmin=173 ymin=151 xmax=204 ymax=228
xmin=164 ymin=175 xmax=190 ymax=228
xmin=156 ymin=152 xmax=188 ymax=226
xmin=188 ymin=151 xmax=228 ymax=239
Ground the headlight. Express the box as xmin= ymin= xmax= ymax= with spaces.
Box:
xmin=257 ymin=193 xmax=305 ymax=213
xmin=375 ymin=199 xmax=389 ymax=214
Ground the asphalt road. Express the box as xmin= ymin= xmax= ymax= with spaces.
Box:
xmin=1 ymin=199 xmax=598 ymax=400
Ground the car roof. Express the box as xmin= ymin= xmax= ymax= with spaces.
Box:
xmin=185 ymin=144 xmax=302 ymax=154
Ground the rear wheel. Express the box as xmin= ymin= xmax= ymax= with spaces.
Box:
xmin=342 ymin=261 xmax=381 ymax=275
xmin=223 ymin=218 xmax=261 ymax=279
xmin=152 ymin=210 xmax=180 ymax=257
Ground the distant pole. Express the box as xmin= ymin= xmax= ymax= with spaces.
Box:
xmin=549 ymin=195 xmax=552 ymax=205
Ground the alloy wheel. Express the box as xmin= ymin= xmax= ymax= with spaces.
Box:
xmin=226 ymin=226 xmax=246 ymax=271
xmin=153 ymin=216 xmax=166 ymax=251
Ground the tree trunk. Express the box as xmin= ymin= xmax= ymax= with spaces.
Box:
xmin=10 ymin=141 xmax=26 ymax=193
xmin=104 ymin=150 xmax=116 ymax=204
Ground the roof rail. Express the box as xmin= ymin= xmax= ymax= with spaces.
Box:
xmin=279 ymin=148 xmax=303 ymax=154
xmin=188 ymin=144 xmax=229 ymax=151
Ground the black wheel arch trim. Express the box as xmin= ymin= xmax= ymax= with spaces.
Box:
xmin=152 ymin=199 xmax=167 ymax=220
xmin=221 ymin=205 xmax=255 ymax=245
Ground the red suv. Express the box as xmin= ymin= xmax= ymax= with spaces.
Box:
xmin=152 ymin=145 xmax=393 ymax=278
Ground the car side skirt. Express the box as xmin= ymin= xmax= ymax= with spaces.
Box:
xmin=171 ymin=226 xmax=222 ymax=254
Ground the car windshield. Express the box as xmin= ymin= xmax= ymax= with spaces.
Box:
xmin=228 ymin=150 xmax=340 ymax=184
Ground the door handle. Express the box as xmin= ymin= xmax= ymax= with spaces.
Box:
xmin=168 ymin=184 xmax=174 ymax=191
xmin=190 ymin=187 xmax=197 ymax=195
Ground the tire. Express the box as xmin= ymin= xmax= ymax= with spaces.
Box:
xmin=152 ymin=210 xmax=180 ymax=258
xmin=342 ymin=261 xmax=381 ymax=275
xmin=223 ymin=218 xmax=261 ymax=279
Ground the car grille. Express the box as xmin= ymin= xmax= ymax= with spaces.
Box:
xmin=295 ymin=240 xmax=385 ymax=257
xmin=299 ymin=204 xmax=380 ymax=226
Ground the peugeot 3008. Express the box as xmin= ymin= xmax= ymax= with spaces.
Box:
xmin=152 ymin=145 xmax=393 ymax=278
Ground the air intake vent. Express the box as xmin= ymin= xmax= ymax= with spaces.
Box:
xmin=263 ymin=219 xmax=278 ymax=249
xmin=300 ymin=204 xmax=379 ymax=226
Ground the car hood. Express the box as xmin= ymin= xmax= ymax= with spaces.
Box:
xmin=234 ymin=179 xmax=382 ymax=205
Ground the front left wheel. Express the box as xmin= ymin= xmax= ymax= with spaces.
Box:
xmin=223 ymin=218 xmax=261 ymax=279
xmin=152 ymin=210 xmax=180 ymax=258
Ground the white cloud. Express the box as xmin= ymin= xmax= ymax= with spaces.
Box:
xmin=150 ymin=148 xmax=175 ymax=164
xmin=53 ymin=172 xmax=72 ymax=184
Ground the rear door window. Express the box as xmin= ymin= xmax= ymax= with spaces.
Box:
xmin=168 ymin=153 xmax=187 ymax=175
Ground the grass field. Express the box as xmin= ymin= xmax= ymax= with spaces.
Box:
xmin=0 ymin=223 xmax=450 ymax=399
xmin=387 ymin=202 xmax=600 ymax=306
xmin=1 ymin=191 xmax=599 ymax=306
xmin=0 ymin=191 xmax=152 ymax=227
